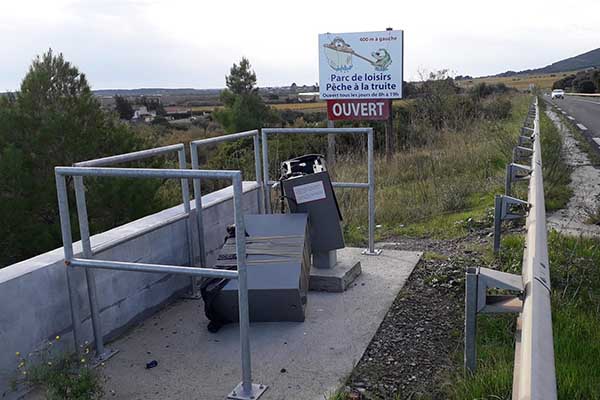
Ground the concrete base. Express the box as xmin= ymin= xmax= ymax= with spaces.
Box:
xmin=309 ymin=249 xmax=362 ymax=292
xmin=59 ymin=248 xmax=422 ymax=400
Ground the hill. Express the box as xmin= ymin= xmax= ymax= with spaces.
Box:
xmin=493 ymin=47 xmax=600 ymax=77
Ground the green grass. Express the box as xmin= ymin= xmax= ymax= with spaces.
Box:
xmin=447 ymin=98 xmax=598 ymax=399
xmin=449 ymin=233 xmax=600 ymax=399
xmin=11 ymin=335 xmax=104 ymax=400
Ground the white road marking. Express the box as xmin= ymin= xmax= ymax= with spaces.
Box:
xmin=573 ymin=98 xmax=600 ymax=106
xmin=562 ymin=111 xmax=567 ymax=114
xmin=593 ymin=137 xmax=600 ymax=147
xmin=567 ymin=116 xmax=575 ymax=120
xmin=577 ymin=123 xmax=588 ymax=131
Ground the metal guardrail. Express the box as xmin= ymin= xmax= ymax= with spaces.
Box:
xmin=55 ymin=166 xmax=267 ymax=400
xmin=190 ymin=130 xmax=266 ymax=282
xmin=464 ymin=97 xmax=557 ymax=399
xmin=261 ymin=127 xmax=381 ymax=255
xmin=564 ymin=92 xmax=600 ymax=97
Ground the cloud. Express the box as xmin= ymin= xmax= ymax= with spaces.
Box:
xmin=1 ymin=0 xmax=600 ymax=90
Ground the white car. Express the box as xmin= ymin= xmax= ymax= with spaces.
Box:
xmin=551 ymin=89 xmax=565 ymax=99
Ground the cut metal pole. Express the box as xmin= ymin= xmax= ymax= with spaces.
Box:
xmin=464 ymin=267 xmax=478 ymax=373
xmin=253 ymin=133 xmax=265 ymax=214
xmin=327 ymin=120 xmax=336 ymax=171
xmin=55 ymin=173 xmax=83 ymax=355
xmin=494 ymin=195 xmax=503 ymax=253
xmin=73 ymin=176 xmax=107 ymax=358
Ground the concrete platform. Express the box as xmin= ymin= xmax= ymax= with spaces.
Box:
xmin=309 ymin=253 xmax=362 ymax=292
xmin=97 ymin=248 xmax=421 ymax=400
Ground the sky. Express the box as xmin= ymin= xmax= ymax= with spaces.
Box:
xmin=1 ymin=0 xmax=600 ymax=91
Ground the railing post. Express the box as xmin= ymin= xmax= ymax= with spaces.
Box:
xmin=178 ymin=148 xmax=199 ymax=296
xmin=261 ymin=130 xmax=272 ymax=214
xmin=228 ymin=173 xmax=268 ymax=400
xmin=190 ymin=143 xmax=207 ymax=277
xmin=253 ymin=133 xmax=265 ymax=214
xmin=55 ymin=173 xmax=83 ymax=356
xmin=73 ymin=176 xmax=117 ymax=361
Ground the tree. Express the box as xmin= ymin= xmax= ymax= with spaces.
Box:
xmin=214 ymin=58 xmax=277 ymax=133
xmin=577 ymin=80 xmax=596 ymax=94
xmin=0 ymin=49 xmax=165 ymax=267
xmin=115 ymin=95 xmax=134 ymax=120
xmin=225 ymin=57 xmax=257 ymax=96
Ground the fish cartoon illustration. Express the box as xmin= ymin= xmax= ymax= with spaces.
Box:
xmin=323 ymin=37 xmax=354 ymax=71
xmin=323 ymin=37 xmax=393 ymax=72
xmin=371 ymin=49 xmax=392 ymax=71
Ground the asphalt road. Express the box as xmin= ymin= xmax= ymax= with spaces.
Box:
xmin=546 ymin=94 xmax=600 ymax=145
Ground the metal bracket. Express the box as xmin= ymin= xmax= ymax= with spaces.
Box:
xmin=494 ymin=195 xmax=530 ymax=253
xmin=517 ymin=135 xmax=534 ymax=146
xmin=228 ymin=382 xmax=268 ymax=400
xmin=521 ymin=126 xmax=534 ymax=136
xmin=505 ymin=163 xmax=532 ymax=196
xmin=512 ymin=146 xmax=534 ymax=164
xmin=476 ymin=267 xmax=523 ymax=313
xmin=500 ymin=195 xmax=529 ymax=220
xmin=464 ymin=267 xmax=523 ymax=372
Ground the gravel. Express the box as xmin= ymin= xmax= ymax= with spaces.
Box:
xmin=342 ymin=230 xmax=497 ymax=399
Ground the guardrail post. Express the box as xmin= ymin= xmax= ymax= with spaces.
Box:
xmin=464 ymin=267 xmax=478 ymax=373
xmin=494 ymin=195 xmax=503 ymax=253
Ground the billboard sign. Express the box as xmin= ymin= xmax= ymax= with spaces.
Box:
xmin=327 ymin=99 xmax=390 ymax=121
xmin=319 ymin=30 xmax=403 ymax=100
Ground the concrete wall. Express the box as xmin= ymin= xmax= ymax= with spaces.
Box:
xmin=0 ymin=183 xmax=260 ymax=397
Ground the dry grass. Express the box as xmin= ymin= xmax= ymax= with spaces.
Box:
xmin=456 ymin=70 xmax=584 ymax=91
xmin=330 ymin=95 xmax=530 ymax=243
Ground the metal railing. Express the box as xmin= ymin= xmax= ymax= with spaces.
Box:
xmin=55 ymin=166 xmax=267 ymax=400
xmin=464 ymin=97 xmax=557 ymax=399
xmin=261 ymin=127 xmax=381 ymax=255
xmin=190 ymin=130 xmax=265 ymax=277
xmin=73 ymin=144 xmax=198 ymax=291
